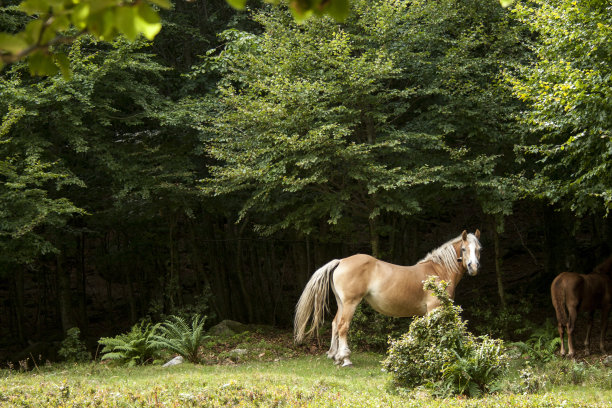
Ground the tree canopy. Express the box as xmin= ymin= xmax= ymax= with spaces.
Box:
xmin=509 ymin=0 xmax=612 ymax=215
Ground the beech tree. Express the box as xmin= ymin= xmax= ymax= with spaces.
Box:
xmin=202 ymin=0 xmax=523 ymax=258
xmin=509 ymin=0 xmax=612 ymax=215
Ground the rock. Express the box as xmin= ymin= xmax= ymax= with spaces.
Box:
xmin=603 ymin=355 xmax=612 ymax=367
xmin=227 ymin=348 xmax=248 ymax=362
xmin=162 ymin=356 xmax=184 ymax=367
xmin=208 ymin=320 xmax=250 ymax=337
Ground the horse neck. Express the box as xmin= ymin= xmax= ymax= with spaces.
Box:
xmin=433 ymin=261 xmax=465 ymax=297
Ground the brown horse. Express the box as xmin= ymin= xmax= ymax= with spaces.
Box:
xmin=551 ymin=255 xmax=612 ymax=358
xmin=294 ymin=230 xmax=481 ymax=366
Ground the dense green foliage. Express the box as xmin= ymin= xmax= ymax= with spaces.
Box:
xmin=204 ymin=0 xmax=524 ymax=253
xmin=509 ymin=0 xmax=612 ymax=215
xmin=383 ymin=278 xmax=508 ymax=396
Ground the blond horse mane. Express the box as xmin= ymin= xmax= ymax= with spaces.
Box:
xmin=418 ymin=233 xmax=481 ymax=274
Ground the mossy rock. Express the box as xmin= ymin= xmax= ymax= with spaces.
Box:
xmin=208 ymin=320 xmax=250 ymax=337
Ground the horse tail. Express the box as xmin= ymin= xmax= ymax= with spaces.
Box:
xmin=294 ymin=259 xmax=341 ymax=344
xmin=551 ymin=275 xmax=568 ymax=326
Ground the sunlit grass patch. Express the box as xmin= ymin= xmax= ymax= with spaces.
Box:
xmin=1 ymin=352 xmax=611 ymax=407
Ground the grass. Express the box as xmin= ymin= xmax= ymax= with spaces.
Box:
xmin=2 ymin=350 xmax=611 ymax=407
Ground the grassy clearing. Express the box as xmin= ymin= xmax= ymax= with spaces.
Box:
xmin=1 ymin=351 xmax=611 ymax=407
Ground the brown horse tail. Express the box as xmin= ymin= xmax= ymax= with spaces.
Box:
xmin=294 ymin=259 xmax=341 ymax=344
xmin=551 ymin=276 xmax=568 ymax=326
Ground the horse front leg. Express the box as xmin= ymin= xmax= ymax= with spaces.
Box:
xmin=335 ymin=301 xmax=358 ymax=367
xmin=327 ymin=313 xmax=339 ymax=359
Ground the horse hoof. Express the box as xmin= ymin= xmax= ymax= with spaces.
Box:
xmin=341 ymin=361 xmax=353 ymax=368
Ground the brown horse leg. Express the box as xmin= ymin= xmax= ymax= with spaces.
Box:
xmin=557 ymin=321 xmax=566 ymax=356
xmin=335 ymin=300 xmax=359 ymax=367
xmin=584 ymin=311 xmax=594 ymax=356
xmin=567 ymin=306 xmax=578 ymax=358
xmin=327 ymin=313 xmax=339 ymax=359
xmin=600 ymin=306 xmax=610 ymax=354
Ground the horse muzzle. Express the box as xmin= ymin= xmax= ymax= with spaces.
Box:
xmin=467 ymin=263 xmax=479 ymax=276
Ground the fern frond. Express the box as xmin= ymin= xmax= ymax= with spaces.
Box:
xmin=149 ymin=314 xmax=209 ymax=363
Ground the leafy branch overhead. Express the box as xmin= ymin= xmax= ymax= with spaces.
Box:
xmin=1 ymin=0 xmax=517 ymax=77
xmin=0 ymin=0 xmax=172 ymax=77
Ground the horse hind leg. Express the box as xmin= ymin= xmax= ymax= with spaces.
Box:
xmin=567 ymin=306 xmax=578 ymax=358
xmin=335 ymin=300 xmax=359 ymax=367
xmin=583 ymin=311 xmax=594 ymax=356
xmin=327 ymin=313 xmax=339 ymax=359
xmin=557 ymin=320 xmax=566 ymax=356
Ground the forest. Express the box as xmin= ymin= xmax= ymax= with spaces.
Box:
xmin=0 ymin=0 xmax=611 ymax=370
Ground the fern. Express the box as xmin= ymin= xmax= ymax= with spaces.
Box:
xmin=149 ymin=314 xmax=209 ymax=363
xmin=99 ymin=321 xmax=160 ymax=366
xmin=511 ymin=319 xmax=561 ymax=363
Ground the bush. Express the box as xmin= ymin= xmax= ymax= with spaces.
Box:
xmin=98 ymin=320 xmax=160 ymax=366
xmin=58 ymin=327 xmax=91 ymax=363
xmin=382 ymin=278 xmax=508 ymax=397
xmin=149 ymin=314 xmax=209 ymax=363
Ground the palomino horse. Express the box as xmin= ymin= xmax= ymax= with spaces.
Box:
xmin=551 ymin=255 xmax=612 ymax=358
xmin=294 ymin=230 xmax=481 ymax=367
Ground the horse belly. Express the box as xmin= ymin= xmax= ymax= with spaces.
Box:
xmin=364 ymin=294 xmax=427 ymax=317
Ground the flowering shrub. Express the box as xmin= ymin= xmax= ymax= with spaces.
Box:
xmin=382 ymin=277 xmax=509 ymax=397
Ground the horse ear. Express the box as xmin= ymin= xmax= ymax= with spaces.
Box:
xmin=461 ymin=230 xmax=467 ymax=240
xmin=475 ymin=229 xmax=481 ymax=240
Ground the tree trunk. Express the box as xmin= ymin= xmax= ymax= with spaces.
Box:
xmin=369 ymin=217 xmax=380 ymax=258
xmin=492 ymin=216 xmax=506 ymax=309
xmin=14 ymin=266 xmax=25 ymax=344
xmin=127 ymin=269 xmax=137 ymax=324
xmin=234 ymin=222 xmax=254 ymax=323
xmin=57 ymin=253 xmax=75 ymax=333
xmin=77 ymin=233 xmax=88 ymax=331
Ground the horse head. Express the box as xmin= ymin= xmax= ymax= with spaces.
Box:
xmin=459 ymin=229 xmax=481 ymax=276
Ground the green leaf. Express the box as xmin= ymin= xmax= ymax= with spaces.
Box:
xmin=0 ymin=33 xmax=28 ymax=54
xmin=24 ymin=19 xmax=44 ymax=43
xmin=225 ymin=0 xmax=247 ymax=10
xmin=499 ymin=0 xmax=514 ymax=7
xmin=28 ymin=51 xmax=59 ymax=76
xmin=115 ymin=6 xmax=138 ymax=41
xmin=54 ymin=52 xmax=71 ymax=80
xmin=71 ymin=3 xmax=91 ymax=29
xmin=135 ymin=4 xmax=162 ymax=40
xmin=322 ymin=0 xmax=350 ymax=21
xmin=19 ymin=0 xmax=48 ymax=14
